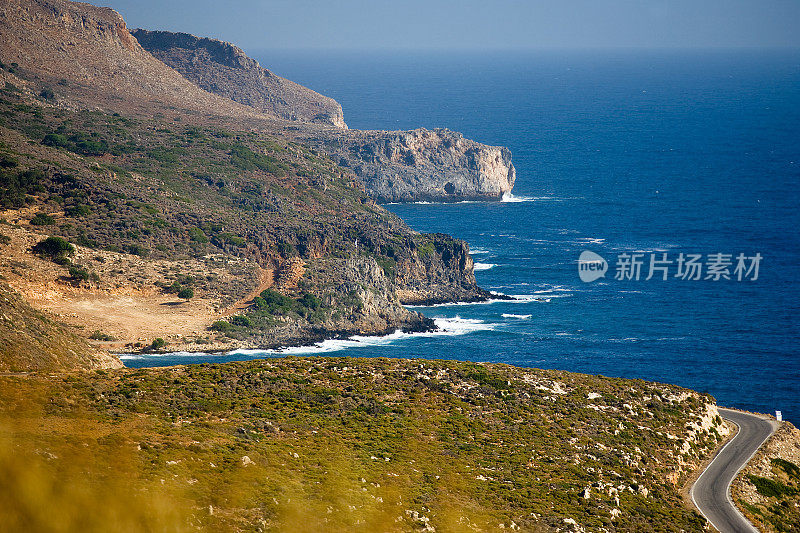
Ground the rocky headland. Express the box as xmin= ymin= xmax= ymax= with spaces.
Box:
xmin=130 ymin=28 xmax=516 ymax=203
xmin=0 ymin=0 xmax=501 ymax=355
xmin=309 ymin=127 xmax=516 ymax=203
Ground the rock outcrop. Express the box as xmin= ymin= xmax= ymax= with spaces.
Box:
xmin=395 ymin=233 xmax=491 ymax=304
xmin=311 ymin=128 xmax=516 ymax=203
xmin=131 ymin=29 xmax=347 ymax=128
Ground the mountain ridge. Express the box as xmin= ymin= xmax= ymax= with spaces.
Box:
xmin=131 ymin=29 xmax=347 ymax=129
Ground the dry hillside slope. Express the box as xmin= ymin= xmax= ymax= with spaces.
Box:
xmin=0 ymin=282 xmax=121 ymax=371
xmin=132 ymin=29 xmax=347 ymax=128
xmin=0 ymin=0 xmax=268 ymax=120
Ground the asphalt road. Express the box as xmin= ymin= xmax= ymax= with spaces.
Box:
xmin=691 ymin=408 xmax=778 ymax=532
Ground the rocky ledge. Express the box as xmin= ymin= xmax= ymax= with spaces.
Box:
xmin=309 ymin=127 xmax=516 ymax=203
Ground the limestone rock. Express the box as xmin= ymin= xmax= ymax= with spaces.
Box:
xmin=314 ymin=128 xmax=516 ymax=202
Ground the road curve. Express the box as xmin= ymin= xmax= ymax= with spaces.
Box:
xmin=691 ymin=408 xmax=779 ymax=532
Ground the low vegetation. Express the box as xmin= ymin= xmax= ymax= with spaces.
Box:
xmin=738 ymin=455 xmax=800 ymax=532
xmin=0 ymin=358 xmax=725 ymax=532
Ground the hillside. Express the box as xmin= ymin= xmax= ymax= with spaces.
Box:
xmin=0 ymin=0 xmax=265 ymax=121
xmin=0 ymin=281 xmax=121 ymax=371
xmin=0 ymin=357 xmax=729 ymax=532
xmin=733 ymin=422 xmax=800 ymax=532
xmin=132 ymin=30 xmax=346 ymax=128
xmin=0 ymin=81 xmax=492 ymax=352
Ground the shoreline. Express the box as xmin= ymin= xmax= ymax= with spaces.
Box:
xmin=115 ymin=291 xmax=521 ymax=360
xmin=119 ymin=314 xmax=498 ymax=365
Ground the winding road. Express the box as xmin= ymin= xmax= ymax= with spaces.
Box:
xmin=691 ymin=408 xmax=779 ymax=532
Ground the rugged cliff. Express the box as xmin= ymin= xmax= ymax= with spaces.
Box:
xmin=314 ymin=128 xmax=516 ymax=202
xmin=131 ymin=29 xmax=347 ymax=128
xmin=0 ymin=0 xmax=497 ymax=357
xmin=126 ymin=29 xmax=516 ymax=203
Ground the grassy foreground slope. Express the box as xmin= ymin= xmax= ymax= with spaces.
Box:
xmin=1 ymin=358 xmax=728 ymax=532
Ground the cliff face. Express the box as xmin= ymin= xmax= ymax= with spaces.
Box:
xmin=316 ymin=128 xmax=516 ymax=202
xmin=131 ymin=30 xmax=347 ymax=128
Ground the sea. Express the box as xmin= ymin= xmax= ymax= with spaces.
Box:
xmin=124 ymin=49 xmax=800 ymax=424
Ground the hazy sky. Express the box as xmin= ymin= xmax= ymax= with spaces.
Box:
xmin=98 ymin=0 xmax=800 ymax=51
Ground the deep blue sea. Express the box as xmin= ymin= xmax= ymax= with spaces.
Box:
xmin=125 ymin=50 xmax=800 ymax=424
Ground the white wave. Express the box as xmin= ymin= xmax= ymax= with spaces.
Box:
xmin=502 ymin=313 xmax=532 ymax=319
xmin=227 ymin=316 xmax=495 ymax=357
xmin=508 ymin=294 xmax=555 ymax=302
xmin=120 ymin=317 xmax=496 ymax=362
xmin=575 ymin=237 xmax=606 ymax=245
xmin=501 ymin=193 xmax=582 ymax=203
xmin=119 ymin=350 xmax=224 ymax=361
xmin=501 ymin=192 xmax=537 ymax=202
xmin=413 ymin=201 xmax=434 ymax=205
xmin=533 ymin=285 xmax=572 ymax=293
xmin=469 ymin=247 xmax=490 ymax=255
xmin=474 ymin=262 xmax=497 ymax=271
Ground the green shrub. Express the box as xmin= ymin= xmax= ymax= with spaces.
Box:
xmin=230 ymin=315 xmax=252 ymax=327
xmin=32 ymin=236 xmax=74 ymax=263
xmin=42 ymin=132 xmax=108 ymax=156
xmin=747 ymin=474 xmax=797 ymax=498
xmin=124 ymin=244 xmax=149 ymax=257
xmin=42 ymin=133 xmax=70 ymax=149
xmin=0 ymin=167 xmax=46 ymax=208
xmin=66 ymin=204 xmax=91 ymax=217
xmin=177 ymin=287 xmax=194 ymax=300
xmin=210 ymin=320 xmax=232 ymax=332
xmin=772 ymin=458 xmax=800 ymax=480
xmin=68 ymin=265 xmax=90 ymax=282
xmin=39 ymin=88 xmax=55 ymax=101
xmin=150 ymin=338 xmax=167 ymax=350
xmin=89 ymin=331 xmax=116 ymax=341
xmin=258 ymin=289 xmax=295 ymax=315
xmin=212 ymin=233 xmax=245 ymax=248
xmin=188 ymin=227 xmax=208 ymax=243
xmin=30 ymin=212 xmax=55 ymax=225
xmin=276 ymin=242 xmax=295 ymax=257
xmin=298 ymin=292 xmax=321 ymax=310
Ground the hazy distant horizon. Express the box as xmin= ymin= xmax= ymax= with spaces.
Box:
xmin=97 ymin=1 xmax=800 ymax=52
